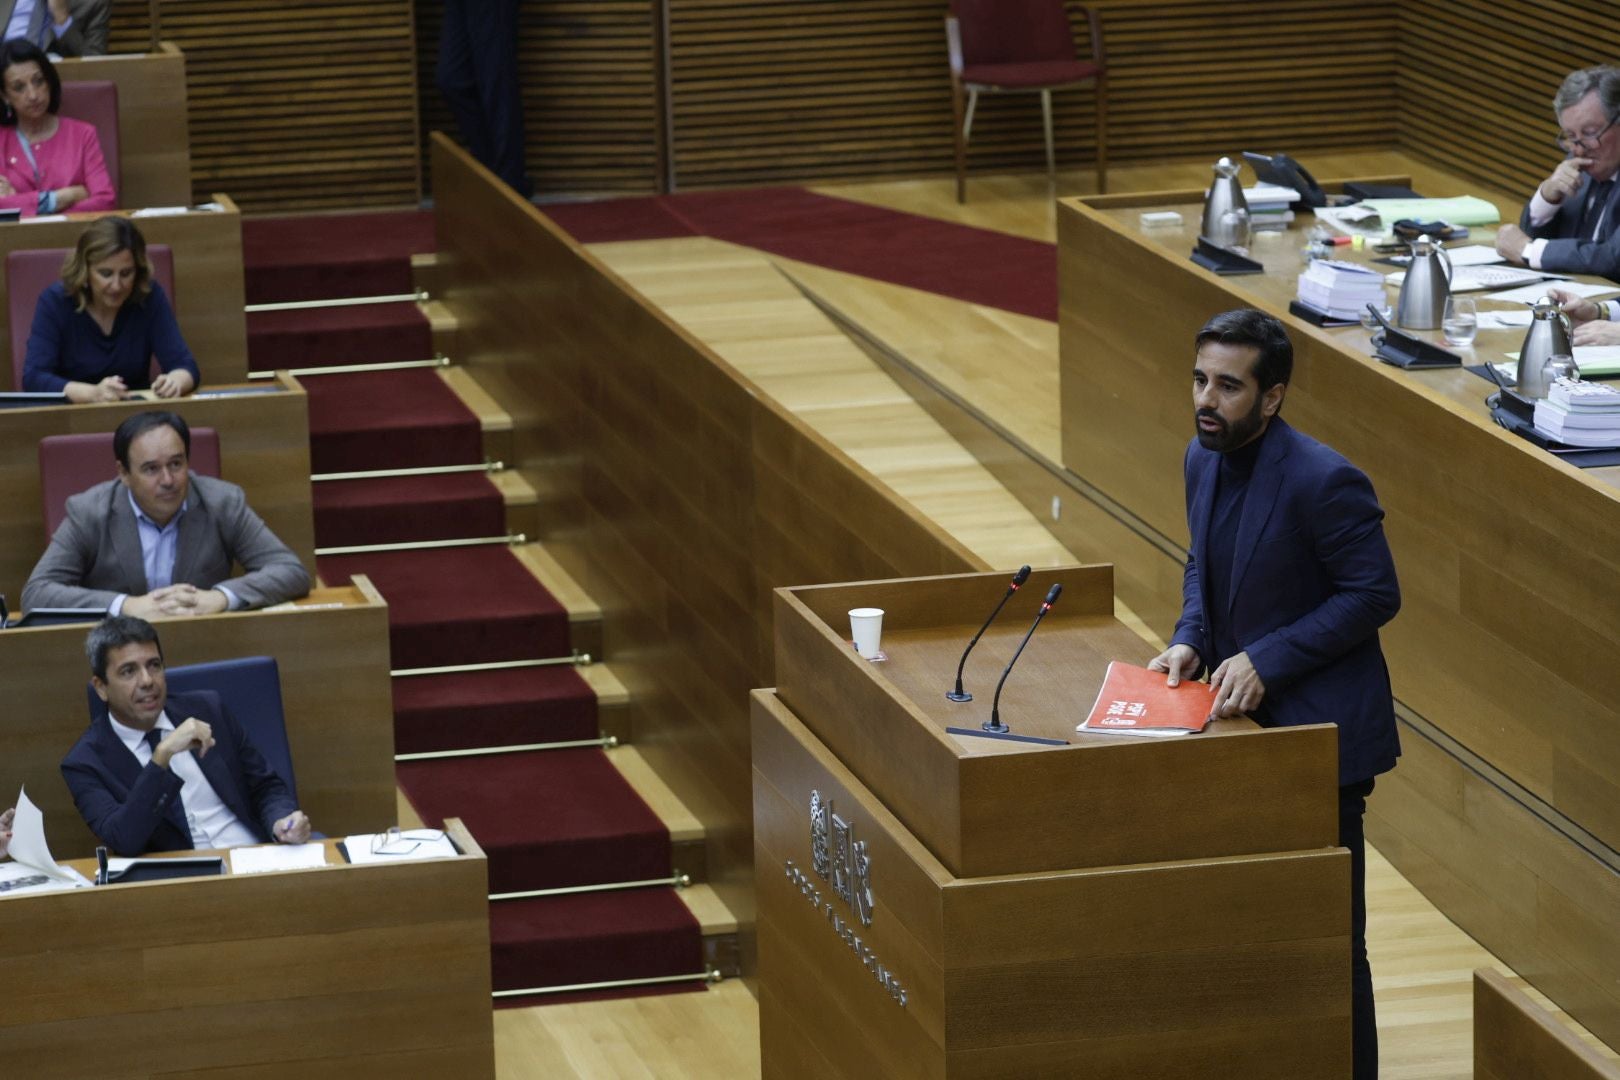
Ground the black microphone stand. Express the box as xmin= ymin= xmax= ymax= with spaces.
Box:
xmin=985 ymin=584 xmax=1061 ymax=733
xmin=945 ymin=565 xmax=1030 ymax=702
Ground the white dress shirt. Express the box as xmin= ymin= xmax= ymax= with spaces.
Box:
xmin=110 ymin=709 xmax=262 ymax=850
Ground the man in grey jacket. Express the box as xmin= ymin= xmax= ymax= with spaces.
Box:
xmin=22 ymin=410 xmax=310 ymax=617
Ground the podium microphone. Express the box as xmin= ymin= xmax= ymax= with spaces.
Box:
xmin=984 ymin=583 xmax=1062 ymax=734
xmin=946 ymin=565 xmax=1031 ymax=703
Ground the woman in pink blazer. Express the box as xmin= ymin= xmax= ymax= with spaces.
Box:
xmin=0 ymin=39 xmax=114 ymax=218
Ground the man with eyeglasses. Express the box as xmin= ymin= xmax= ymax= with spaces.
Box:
xmin=1497 ymin=65 xmax=1620 ymax=280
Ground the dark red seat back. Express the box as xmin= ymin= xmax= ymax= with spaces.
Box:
xmin=58 ymin=79 xmax=120 ymax=195
xmin=950 ymin=0 xmax=1078 ymax=66
xmin=39 ymin=426 xmax=221 ymax=537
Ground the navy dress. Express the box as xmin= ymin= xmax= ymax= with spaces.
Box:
xmin=21 ymin=280 xmax=200 ymax=393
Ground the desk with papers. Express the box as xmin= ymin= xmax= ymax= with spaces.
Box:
xmin=0 ymin=822 xmax=494 ymax=1076
xmin=0 ymin=372 xmax=314 ymax=604
xmin=0 ymin=581 xmax=397 ymax=857
xmin=0 ymin=198 xmax=249 ymax=390
xmin=1059 ymin=182 xmax=1620 ymax=1049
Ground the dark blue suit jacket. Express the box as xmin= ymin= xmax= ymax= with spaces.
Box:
xmin=1170 ymin=418 xmax=1401 ymax=785
xmin=60 ymin=689 xmax=296 ymax=855
xmin=1519 ymin=173 xmax=1620 ymax=280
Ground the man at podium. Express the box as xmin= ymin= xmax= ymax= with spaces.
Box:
xmin=1148 ymin=308 xmax=1401 ymax=1080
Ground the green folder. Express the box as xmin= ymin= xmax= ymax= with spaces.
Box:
xmin=1361 ymin=197 xmax=1502 ymax=227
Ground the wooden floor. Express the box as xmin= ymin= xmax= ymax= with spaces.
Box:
xmin=488 ymin=152 xmax=1618 ymax=1077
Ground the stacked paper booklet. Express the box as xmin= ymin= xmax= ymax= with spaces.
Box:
xmin=1296 ymin=260 xmax=1386 ymax=321
xmin=1533 ymin=379 xmax=1620 ymax=447
xmin=1243 ymin=182 xmax=1299 ymax=229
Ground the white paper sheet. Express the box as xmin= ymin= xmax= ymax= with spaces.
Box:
xmin=228 ymin=843 xmax=328 ymax=875
xmin=0 ymin=860 xmax=73 ymax=896
xmin=344 ymin=831 xmax=458 ymax=865
xmin=1487 ymin=280 xmax=1620 ymax=304
xmin=1438 ymin=245 xmax=1508 ymax=267
xmin=7 ymin=788 xmax=86 ymax=886
xmin=1476 ymin=309 xmax=1535 ymax=329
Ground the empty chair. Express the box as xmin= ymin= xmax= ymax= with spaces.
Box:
xmin=945 ymin=0 xmax=1108 ymax=202
xmin=39 ymin=426 xmax=220 ymax=537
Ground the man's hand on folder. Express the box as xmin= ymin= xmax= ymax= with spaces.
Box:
xmin=1209 ymin=651 xmax=1267 ymax=718
xmin=1147 ymin=643 xmax=1201 ymax=687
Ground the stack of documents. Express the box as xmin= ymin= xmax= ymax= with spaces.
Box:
xmin=1296 ymin=260 xmax=1386 ymax=320
xmin=1244 ymin=182 xmax=1299 ymax=228
xmin=1533 ymin=379 xmax=1620 ymax=446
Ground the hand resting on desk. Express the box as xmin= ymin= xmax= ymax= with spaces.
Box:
xmin=0 ymin=805 xmax=13 ymax=860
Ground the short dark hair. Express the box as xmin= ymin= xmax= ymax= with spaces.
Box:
xmin=113 ymin=410 xmax=190 ymax=469
xmin=86 ymin=615 xmax=163 ymax=681
xmin=1194 ymin=308 xmax=1294 ymax=393
xmin=0 ymin=41 xmax=61 ymax=124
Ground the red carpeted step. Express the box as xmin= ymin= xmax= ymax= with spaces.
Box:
xmin=248 ymin=303 xmax=434 ymax=372
xmin=393 ymin=666 xmax=597 ymax=755
xmin=318 ymin=545 xmax=569 ymax=669
xmin=306 ymin=369 xmax=483 ymax=474
xmin=488 ymin=888 xmax=704 ymax=998
xmin=312 ymin=473 xmax=506 ymax=548
xmin=242 ymin=210 xmax=435 ymax=304
xmin=399 ymin=749 xmax=669 ymax=893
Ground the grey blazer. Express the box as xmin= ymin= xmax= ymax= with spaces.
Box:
xmin=0 ymin=0 xmax=111 ymax=57
xmin=21 ymin=474 xmax=311 ymax=612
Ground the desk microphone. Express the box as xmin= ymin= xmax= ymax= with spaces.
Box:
xmin=985 ymin=583 xmax=1062 ymax=734
xmin=946 ymin=565 xmax=1031 ymax=703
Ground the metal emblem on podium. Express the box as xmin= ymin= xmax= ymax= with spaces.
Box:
xmin=807 ymin=790 xmax=874 ymax=927
xmin=809 ymin=789 xmax=830 ymax=879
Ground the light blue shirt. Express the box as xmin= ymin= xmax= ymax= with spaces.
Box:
xmin=108 ymin=489 xmax=240 ymax=614
xmin=4 ymin=0 xmax=71 ymax=47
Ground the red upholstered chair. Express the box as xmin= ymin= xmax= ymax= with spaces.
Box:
xmin=945 ymin=0 xmax=1108 ymax=203
xmin=7 ymin=243 xmax=175 ymax=391
xmin=58 ymin=79 xmax=120 ymax=196
xmin=39 ymin=426 xmax=220 ymax=538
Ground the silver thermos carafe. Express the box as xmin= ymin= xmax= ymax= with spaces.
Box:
xmin=1516 ymin=297 xmax=1575 ymax=398
xmin=1201 ymin=157 xmax=1249 ymax=249
xmin=1395 ymin=234 xmax=1452 ymax=331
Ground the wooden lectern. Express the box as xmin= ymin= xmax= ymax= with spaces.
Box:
xmin=753 ymin=565 xmax=1350 ymax=1078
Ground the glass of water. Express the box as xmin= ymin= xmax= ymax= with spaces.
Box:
xmin=1442 ymin=296 xmax=1478 ymax=346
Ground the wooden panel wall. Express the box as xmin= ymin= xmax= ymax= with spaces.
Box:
xmin=430 ymin=133 xmax=981 ymax=943
xmin=665 ymin=0 xmax=1396 ymax=190
xmin=108 ymin=2 xmax=421 ymax=212
xmin=1394 ymin=0 xmax=1620 ymax=202
xmin=414 ymin=1 xmax=662 ymax=197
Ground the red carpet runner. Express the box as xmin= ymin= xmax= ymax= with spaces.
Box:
xmin=540 ymin=186 xmax=1060 ymax=321
xmin=246 ymin=212 xmax=703 ymax=1005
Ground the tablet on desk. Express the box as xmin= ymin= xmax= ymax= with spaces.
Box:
xmin=0 ymin=391 xmax=68 ymax=409
xmin=3 ymin=607 xmax=106 ymax=629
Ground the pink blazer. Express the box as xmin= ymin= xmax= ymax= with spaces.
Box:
xmin=0 ymin=116 xmax=116 ymax=217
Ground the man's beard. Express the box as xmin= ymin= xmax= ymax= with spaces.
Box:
xmin=1195 ymin=398 xmax=1266 ymax=452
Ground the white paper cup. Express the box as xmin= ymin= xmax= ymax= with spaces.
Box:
xmin=849 ymin=607 xmax=884 ymax=659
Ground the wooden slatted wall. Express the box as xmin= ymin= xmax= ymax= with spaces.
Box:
xmin=413 ymin=2 xmax=661 ymax=197
xmin=1395 ymin=0 xmax=1620 ymax=201
xmin=665 ymin=0 xmax=1397 ymax=189
xmin=108 ymin=2 xmax=420 ymax=213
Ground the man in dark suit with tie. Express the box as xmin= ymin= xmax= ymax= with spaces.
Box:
xmin=61 ymin=615 xmax=313 ymax=856
xmin=21 ymin=410 xmax=310 ymax=617
xmin=1147 ymin=309 xmax=1401 ymax=1080
xmin=1498 ymin=65 xmax=1620 ymax=280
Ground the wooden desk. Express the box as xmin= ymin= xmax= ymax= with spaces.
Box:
xmin=1058 ymin=187 xmax=1620 ymax=1049
xmin=0 ymin=581 xmax=396 ymax=856
xmin=0 ymin=821 xmax=494 ymax=1077
xmin=58 ymin=43 xmax=193 ymax=209
xmin=0 ymin=373 xmax=314 ymax=604
xmin=0 ymin=198 xmax=248 ymax=389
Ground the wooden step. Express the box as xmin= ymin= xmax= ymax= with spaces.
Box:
xmin=490 ymin=468 xmax=541 ymax=540
xmin=679 ymin=883 xmax=742 ymax=979
xmin=511 ymin=543 xmax=603 ymax=662
xmin=420 ymin=296 xmax=458 ymax=361
xmin=579 ymin=662 xmax=631 ymax=745
xmin=611 ymin=744 xmax=705 ymax=882
xmin=438 ymin=364 xmax=514 ymax=466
